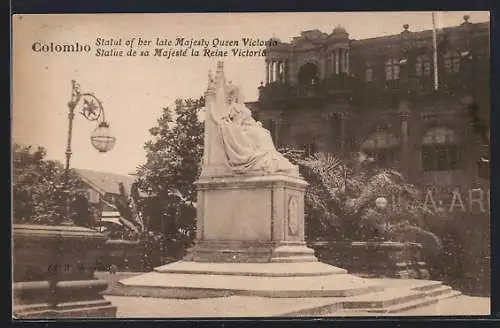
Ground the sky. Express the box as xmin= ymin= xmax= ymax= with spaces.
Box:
xmin=12 ymin=11 xmax=490 ymax=176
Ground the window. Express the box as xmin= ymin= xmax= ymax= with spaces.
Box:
xmin=278 ymin=62 xmax=286 ymax=82
xmin=366 ymin=63 xmax=374 ymax=82
xmin=385 ymin=58 xmax=400 ymax=80
xmin=421 ymin=127 xmax=462 ymax=171
xmin=416 ymin=55 xmax=432 ymax=76
xmin=87 ymin=189 xmax=100 ymax=204
xmin=361 ymin=131 xmax=400 ymax=167
xmin=301 ymin=143 xmax=317 ymax=157
xmin=444 ymin=52 xmax=460 ymax=74
xmin=266 ymin=119 xmax=277 ymax=144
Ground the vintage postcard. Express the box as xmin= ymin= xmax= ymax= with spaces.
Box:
xmin=12 ymin=12 xmax=491 ymax=318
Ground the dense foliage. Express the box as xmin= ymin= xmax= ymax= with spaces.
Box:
xmin=292 ymin=151 xmax=443 ymax=255
xmin=12 ymin=143 xmax=91 ymax=226
xmin=135 ymin=97 xmax=205 ymax=256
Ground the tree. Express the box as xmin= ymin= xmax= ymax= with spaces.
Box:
xmin=12 ymin=143 xmax=87 ymax=225
xmin=135 ymin=97 xmax=205 ymax=255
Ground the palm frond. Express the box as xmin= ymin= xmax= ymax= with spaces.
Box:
xmin=130 ymin=182 xmax=141 ymax=200
xmin=118 ymin=182 xmax=128 ymax=199
xmin=299 ymin=152 xmax=348 ymax=199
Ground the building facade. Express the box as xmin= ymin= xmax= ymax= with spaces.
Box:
xmin=248 ymin=16 xmax=490 ymax=291
xmin=248 ymin=15 xmax=490 ymax=213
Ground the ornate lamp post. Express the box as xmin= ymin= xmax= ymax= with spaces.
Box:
xmin=13 ymin=80 xmax=118 ymax=318
xmin=57 ymin=80 xmax=116 ymax=225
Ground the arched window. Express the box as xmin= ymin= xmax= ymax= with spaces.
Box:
xmin=298 ymin=63 xmax=319 ymax=86
xmin=365 ymin=62 xmax=375 ymax=82
xmin=421 ymin=127 xmax=462 ymax=171
xmin=361 ymin=130 xmax=400 ymax=167
xmin=416 ymin=55 xmax=432 ymax=76
xmin=385 ymin=58 xmax=400 ymax=80
xmin=444 ymin=52 xmax=461 ymax=74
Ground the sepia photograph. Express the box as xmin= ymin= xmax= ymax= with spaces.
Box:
xmin=11 ymin=11 xmax=491 ymax=318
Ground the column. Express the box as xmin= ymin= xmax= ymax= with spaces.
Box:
xmin=340 ymin=113 xmax=346 ymax=156
xmin=269 ymin=61 xmax=274 ymax=83
xmin=275 ymin=61 xmax=280 ymax=82
xmin=339 ymin=49 xmax=343 ymax=74
xmin=330 ymin=50 xmax=335 ymax=76
xmin=398 ymin=102 xmax=411 ymax=178
xmin=284 ymin=61 xmax=289 ymax=83
xmin=265 ymin=61 xmax=270 ymax=84
xmin=275 ymin=117 xmax=285 ymax=146
xmin=335 ymin=49 xmax=340 ymax=75
xmin=271 ymin=119 xmax=279 ymax=145
xmin=345 ymin=49 xmax=350 ymax=74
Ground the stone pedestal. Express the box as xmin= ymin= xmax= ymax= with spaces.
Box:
xmin=13 ymin=224 xmax=117 ymax=318
xmin=185 ymin=174 xmax=317 ymax=263
xmin=119 ymin=174 xmax=383 ymax=298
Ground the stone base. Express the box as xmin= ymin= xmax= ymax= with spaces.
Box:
xmin=118 ymin=260 xmax=384 ymax=298
xmin=13 ymin=280 xmax=117 ymax=319
xmin=184 ymin=240 xmax=318 ymax=263
xmin=107 ymin=277 xmax=463 ymax=316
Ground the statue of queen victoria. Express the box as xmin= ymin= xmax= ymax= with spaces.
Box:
xmin=201 ymin=62 xmax=298 ymax=177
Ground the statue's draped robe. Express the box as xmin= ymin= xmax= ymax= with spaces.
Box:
xmin=208 ymin=82 xmax=296 ymax=175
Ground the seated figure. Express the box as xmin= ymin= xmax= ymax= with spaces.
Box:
xmin=214 ymin=84 xmax=297 ymax=175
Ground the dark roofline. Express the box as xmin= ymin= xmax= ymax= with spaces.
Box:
xmin=73 ymin=167 xmax=135 ymax=178
xmin=73 ymin=168 xmax=136 ymax=194
xmin=74 ymin=168 xmax=153 ymax=198
xmin=352 ymin=21 xmax=489 ymax=45
xmin=272 ymin=21 xmax=489 ymax=48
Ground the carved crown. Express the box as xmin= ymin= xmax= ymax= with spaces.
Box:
xmin=206 ymin=61 xmax=226 ymax=96
xmin=205 ymin=61 xmax=243 ymax=102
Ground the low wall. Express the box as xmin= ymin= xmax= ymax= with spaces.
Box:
xmin=310 ymin=240 xmax=429 ymax=279
xmin=95 ymin=239 xmax=172 ymax=272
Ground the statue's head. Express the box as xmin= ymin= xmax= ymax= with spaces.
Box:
xmin=227 ymin=83 xmax=244 ymax=104
xmin=227 ymin=83 xmax=239 ymax=104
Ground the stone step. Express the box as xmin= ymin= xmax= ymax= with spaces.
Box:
xmin=436 ymin=290 xmax=462 ymax=301
xmin=153 ymin=261 xmax=347 ymax=277
xmin=270 ymin=255 xmax=319 ymax=263
xmin=348 ymin=296 xmax=439 ymax=314
xmin=116 ymin=270 xmax=384 ymax=298
xmin=311 ymin=288 xmax=461 ymax=316
xmin=411 ymin=281 xmax=444 ymax=292
xmin=283 ymin=286 xmax=462 ymax=316
xmin=361 ymin=289 xmax=462 ymax=314
xmin=424 ymin=285 xmax=453 ymax=298
xmin=342 ymin=288 xmax=425 ymax=309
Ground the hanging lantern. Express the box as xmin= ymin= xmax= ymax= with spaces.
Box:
xmin=375 ymin=197 xmax=388 ymax=210
xmin=90 ymin=121 xmax=116 ymax=153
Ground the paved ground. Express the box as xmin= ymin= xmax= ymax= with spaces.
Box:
xmin=103 ymin=294 xmax=490 ymax=318
xmin=97 ymin=271 xmax=490 ymax=318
